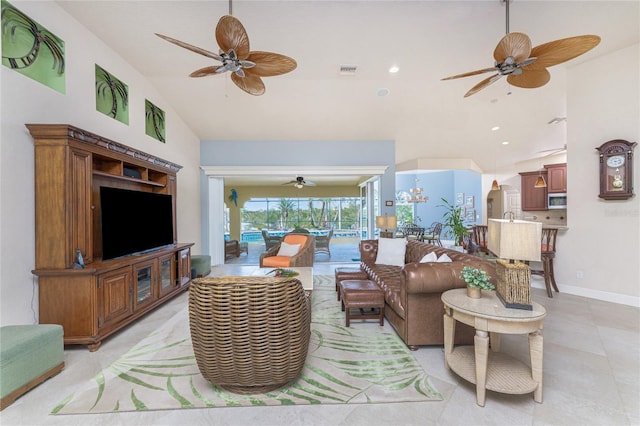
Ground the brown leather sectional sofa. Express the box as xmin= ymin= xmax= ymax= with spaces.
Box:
xmin=359 ymin=239 xmax=497 ymax=350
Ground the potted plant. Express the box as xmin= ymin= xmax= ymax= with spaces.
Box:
xmin=438 ymin=198 xmax=469 ymax=247
xmin=460 ymin=266 xmax=494 ymax=298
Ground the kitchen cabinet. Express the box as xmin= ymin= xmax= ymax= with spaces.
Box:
xmin=520 ymin=171 xmax=548 ymax=211
xmin=545 ymin=163 xmax=567 ymax=193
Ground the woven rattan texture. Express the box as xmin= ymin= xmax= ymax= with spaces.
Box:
xmin=496 ymin=260 xmax=531 ymax=305
xmin=189 ymin=276 xmax=311 ymax=394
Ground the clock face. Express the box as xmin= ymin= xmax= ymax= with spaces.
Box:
xmin=607 ymin=155 xmax=625 ymax=168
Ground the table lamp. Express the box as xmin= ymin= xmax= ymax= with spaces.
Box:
xmin=487 ymin=217 xmax=541 ymax=310
xmin=376 ymin=215 xmax=397 ymax=239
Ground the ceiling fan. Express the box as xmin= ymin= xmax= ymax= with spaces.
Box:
xmin=283 ymin=177 xmax=316 ymax=189
xmin=537 ymin=144 xmax=567 ymax=157
xmin=155 ymin=0 xmax=296 ymax=96
xmin=442 ymin=0 xmax=600 ymax=97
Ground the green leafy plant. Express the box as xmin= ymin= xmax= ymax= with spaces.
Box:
xmin=459 ymin=266 xmax=494 ymax=290
xmin=267 ymin=268 xmax=299 ymax=277
xmin=438 ymin=198 xmax=468 ymax=245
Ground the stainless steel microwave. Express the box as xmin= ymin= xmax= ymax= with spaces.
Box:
xmin=548 ymin=193 xmax=567 ymax=209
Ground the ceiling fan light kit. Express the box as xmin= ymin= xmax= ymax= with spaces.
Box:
xmin=442 ymin=0 xmax=600 ymax=97
xmin=284 ymin=176 xmax=316 ymax=189
xmin=156 ymin=2 xmax=296 ymax=96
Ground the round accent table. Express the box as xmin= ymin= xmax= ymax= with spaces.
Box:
xmin=441 ymin=288 xmax=546 ymax=407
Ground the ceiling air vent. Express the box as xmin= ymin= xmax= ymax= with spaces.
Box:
xmin=339 ymin=65 xmax=357 ymax=76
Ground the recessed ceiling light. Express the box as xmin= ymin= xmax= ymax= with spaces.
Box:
xmin=491 ymin=126 xmax=500 ymax=131
xmin=389 ymin=65 xmax=399 ymax=74
xmin=502 ymin=141 xmax=510 ymax=145
xmin=377 ymin=88 xmax=390 ymax=97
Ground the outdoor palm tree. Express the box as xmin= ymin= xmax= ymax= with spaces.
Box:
xmin=277 ymin=198 xmax=295 ymax=229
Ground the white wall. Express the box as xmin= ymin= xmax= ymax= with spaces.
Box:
xmin=0 ymin=1 xmax=202 ymax=325
xmin=474 ymin=46 xmax=639 ymax=307
xmin=562 ymin=43 xmax=639 ymax=305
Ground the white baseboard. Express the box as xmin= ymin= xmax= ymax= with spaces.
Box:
xmin=531 ymin=281 xmax=640 ymax=307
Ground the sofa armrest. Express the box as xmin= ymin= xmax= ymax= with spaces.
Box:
xmin=401 ymin=262 xmax=470 ymax=295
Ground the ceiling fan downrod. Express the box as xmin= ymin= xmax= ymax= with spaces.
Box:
xmin=503 ymin=0 xmax=510 ymax=35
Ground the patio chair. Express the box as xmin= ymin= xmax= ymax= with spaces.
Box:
xmin=315 ymin=229 xmax=333 ymax=257
xmin=260 ymin=233 xmax=315 ymax=267
xmin=224 ymin=239 xmax=240 ymax=258
xmin=189 ymin=276 xmax=311 ymax=394
xmin=261 ymin=230 xmax=282 ymax=251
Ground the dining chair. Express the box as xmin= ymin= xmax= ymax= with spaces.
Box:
xmin=424 ymin=222 xmax=443 ymax=246
xmin=531 ymin=228 xmax=559 ymax=298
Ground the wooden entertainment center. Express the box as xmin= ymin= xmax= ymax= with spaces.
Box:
xmin=28 ymin=124 xmax=193 ymax=351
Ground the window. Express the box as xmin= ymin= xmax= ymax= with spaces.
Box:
xmin=240 ymin=197 xmax=361 ymax=232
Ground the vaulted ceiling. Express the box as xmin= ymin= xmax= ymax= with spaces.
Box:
xmin=57 ymin=0 xmax=639 ymax=184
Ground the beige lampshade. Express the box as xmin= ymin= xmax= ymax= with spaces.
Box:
xmin=491 ymin=179 xmax=500 ymax=190
xmin=487 ymin=219 xmax=542 ymax=262
xmin=376 ymin=215 xmax=397 ymax=230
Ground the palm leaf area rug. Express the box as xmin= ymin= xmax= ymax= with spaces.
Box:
xmin=53 ymin=275 xmax=441 ymax=414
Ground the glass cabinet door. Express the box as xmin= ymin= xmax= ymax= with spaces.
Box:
xmin=159 ymin=253 xmax=176 ymax=296
xmin=133 ymin=260 xmax=157 ymax=309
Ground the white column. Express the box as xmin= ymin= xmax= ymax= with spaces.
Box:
xmin=207 ymin=176 xmax=225 ymax=266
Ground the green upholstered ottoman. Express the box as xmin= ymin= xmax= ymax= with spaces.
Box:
xmin=191 ymin=255 xmax=211 ymax=278
xmin=0 ymin=324 xmax=64 ymax=410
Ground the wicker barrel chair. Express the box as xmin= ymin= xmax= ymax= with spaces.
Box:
xmin=189 ymin=276 xmax=311 ymax=394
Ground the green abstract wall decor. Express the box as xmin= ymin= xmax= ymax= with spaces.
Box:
xmin=1 ymin=0 xmax=66 ymax=94
xmin=95 ymin=64 xmax=129 ymax=125
xmin=145 ymin=99 xmax=166 ymax=143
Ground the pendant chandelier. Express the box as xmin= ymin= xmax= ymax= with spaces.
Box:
xmin=406 ymin=179 xmax=429 ymax=203
xmin=534 ymin=166 xmax=547 ymax=188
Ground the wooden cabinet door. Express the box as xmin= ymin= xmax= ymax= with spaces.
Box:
xmin=546 ymin=164 xmax=567 ymax=193
xmin=520 ymin=172 xmax=548 ymax=211
xmin=178 ymin=248 xmax=191 ymax=287
xmin=133 ymin=260 xmax=158 ymax=310
xmin=158 ymin=253 xmax=177 ymax=297
xmin=70 ymin=148 xmax=93 ymax=265
xmin=99 ymin=267 xmax=133 ymax=330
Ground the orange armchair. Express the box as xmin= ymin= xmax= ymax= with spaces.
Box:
xmin=260 ymin=233 xmax=315 ymax=268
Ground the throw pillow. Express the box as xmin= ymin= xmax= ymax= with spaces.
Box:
xmin=375 ymin=238 xmax=407 ymax=267
xmin=437 ymin=253 xmax=452 ymax=263
xmin=420 ymin=252 xmax=438 ymax=263
xmin=277 ymin=242 xmax=300 ymax=257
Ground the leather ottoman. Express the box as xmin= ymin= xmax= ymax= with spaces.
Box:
xmin=334 ymin=267 xmax=368 ymax=300
xmin=339 ymin=280 xmax=385 ymax=327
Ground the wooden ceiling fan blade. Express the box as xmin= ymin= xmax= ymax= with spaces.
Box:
xmin=529 ymin=35 xmax=601 ymax=68
xmin=464 ymin=73 xmax=503 ymax=97
xmin=441 ymin=67 xmax=497 ymax=81
xmin=189 ymin=66 xmax=223 ymax=78
xmin=231 ymin=73 xmax=265 ymax=96
xmin=244 ymin=52 xmax=297 ymax=77
xmin=155 ymin=33 xmax=222 ymax=60
xmin=507 ymin=68 xmax=551 ymax=88
xmin=216 ymin=15 xmax=250 ymax=59
xmin=494 ymin=32 xmax=532 ymax=63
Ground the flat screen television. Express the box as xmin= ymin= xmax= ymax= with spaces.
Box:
xmin=99 ymin=186 xmax=174 ymax=260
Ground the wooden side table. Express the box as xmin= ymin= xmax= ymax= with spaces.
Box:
xmin=441 ymin=288 xmax=546 ymax=407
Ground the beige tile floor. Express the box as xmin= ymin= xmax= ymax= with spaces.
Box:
xmin=1 ymin=261 xmax=639 ymax=426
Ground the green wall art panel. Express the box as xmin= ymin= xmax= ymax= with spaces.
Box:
xmin=145 ymin=99 xmax=166 ymax=143
xmin=95 ymin=64 xmax=129 ymax=125
xmin=1 ymin=0 xmax=65 ymax=94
